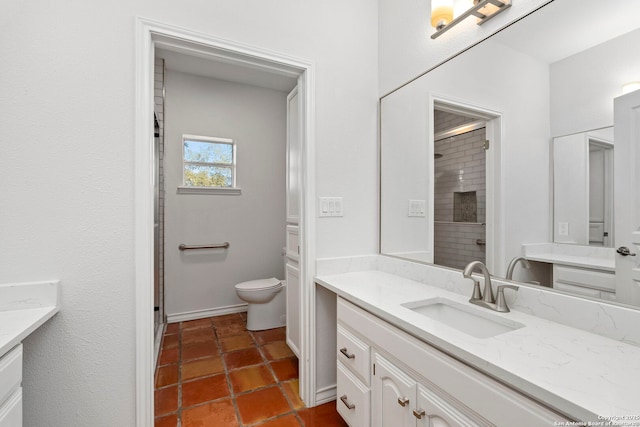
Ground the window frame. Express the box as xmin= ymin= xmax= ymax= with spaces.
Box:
xmin=178 ymin=134 xmax=241 ymax=195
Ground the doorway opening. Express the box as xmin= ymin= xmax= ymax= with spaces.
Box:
xmin=135 ymin=19 xmax=316 ymax=425
xmin=432 ymin=99 xmax=502 ymax=274
xmin=433 ymin=109 xmax=487 ymax=270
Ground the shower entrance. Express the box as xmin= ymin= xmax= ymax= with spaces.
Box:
xmin=432 ymin=99 xmax=502 ymax=273
xmin=433 ymin=109 xmax=487 ymax=270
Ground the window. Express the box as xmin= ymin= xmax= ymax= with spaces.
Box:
xmin=179 ymin=135 xmax=240 ymax=194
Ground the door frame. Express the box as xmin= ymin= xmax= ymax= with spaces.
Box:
xmin=134 ymin=18 xmax=317 ymax=425
xmin=431 ymin=95 xmax=504 ymax=273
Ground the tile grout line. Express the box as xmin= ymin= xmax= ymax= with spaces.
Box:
xmin=216 ymin=316 xmax=245 ymax=427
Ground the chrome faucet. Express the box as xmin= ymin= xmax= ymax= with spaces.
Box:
xmin=463 ymin=260 xmax=518 ymax=313
xmin=505 ymin=256 xmax=531 ymax=280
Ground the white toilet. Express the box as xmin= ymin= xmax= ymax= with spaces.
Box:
xmin=235 ymin=277 xmax=286 ymax=331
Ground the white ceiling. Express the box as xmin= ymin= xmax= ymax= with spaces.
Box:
xmin=492 ymin=0 xmax=640 ymax=64
xmin=156 ymin=47 xmax=299 ymax=93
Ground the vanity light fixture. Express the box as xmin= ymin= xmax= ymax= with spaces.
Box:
xmin=622 ymin=81 xmax=640 ymax=94
xmin=431 ymin=0 xmax=512 ymax=39
xmin=431 ymin=0 xmax=455 ymax=30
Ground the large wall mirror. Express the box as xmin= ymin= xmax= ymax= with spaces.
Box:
xmin=380 ymin=0 xmax=640 ymax=307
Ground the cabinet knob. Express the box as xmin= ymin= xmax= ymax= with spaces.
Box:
xmin=340 ymin=395 xmax=355 ymax=410
xmin=413 ymin=408 xmax=426 ymax=419
xmin=397 ymin=396 xmax=410 ymax=407
xmin=339 ymin=347 xmax=355 ymax=359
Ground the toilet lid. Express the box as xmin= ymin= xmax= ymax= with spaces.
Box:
xmin=236 ymin=277 xmax=281 ymax=291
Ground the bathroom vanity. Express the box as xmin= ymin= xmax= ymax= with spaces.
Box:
xmin=522 ymin=243 xmax=616 ymax=300
xmin=0 ymin=281 xmax=60 ymax=426
xmin=316 ymin=266 xmax=640 ymax=425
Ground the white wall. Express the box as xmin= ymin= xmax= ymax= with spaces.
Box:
xmin=164 ymin=71 xmax=287 ymax=318
xmin=380 ymin=40 xmax=551 ymax=277
xmin=378 ymin=0 xmax=551 ymax=95
xmin=550 ymin=28 xmax=640 ymax=137
xmin=0 ymin=1 xmax=378 ymax=425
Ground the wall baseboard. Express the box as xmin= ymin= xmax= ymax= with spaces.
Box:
xmin=166 ymin=303 xmax=248 ymax=323
xmin=315 ymin=384 xmax=336 ymax=405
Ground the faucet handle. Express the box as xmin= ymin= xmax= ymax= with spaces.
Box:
xmin=469 ymin=279 xmax=482 ymax=301
xmin=495 ymin=284 xmax=519 ymax=313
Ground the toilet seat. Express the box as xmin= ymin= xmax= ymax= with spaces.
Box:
xmin=235 ymin=277 xmax=281 ymax=291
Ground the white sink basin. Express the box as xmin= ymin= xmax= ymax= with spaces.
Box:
xmin=402 ymin=298 xmax=524 ymax=338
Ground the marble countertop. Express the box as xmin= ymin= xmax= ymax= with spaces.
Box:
xmin=316 ymin=270 xmax=640 ymax=422
xmin=0 ymin=280 xmax=60 ymax=356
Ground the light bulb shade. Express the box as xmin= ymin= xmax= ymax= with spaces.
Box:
xmin=431 ymin=0 xmax=454 ymax=29
xmin=622 ymin=81 xmax=640 ymax=95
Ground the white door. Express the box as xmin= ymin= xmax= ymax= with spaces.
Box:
xmin=613 ymin=89 xmax=640 ymax=306
xmin=372 ymin=353 xmax=416 ymax=427
xmin=286 ymin=86 xmax=300 ymax=224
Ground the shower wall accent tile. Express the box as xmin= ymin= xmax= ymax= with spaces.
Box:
xmin=453 ymin=191 xmax=477 ymax=223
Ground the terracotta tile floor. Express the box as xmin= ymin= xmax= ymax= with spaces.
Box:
xmin=155 ymin=313 xmax=348 ymax=427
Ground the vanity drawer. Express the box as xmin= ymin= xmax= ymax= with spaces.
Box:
xmin=337 ymin=362 xmax=370 ymax=427
xmin=554 ymin=265 xmax=615 ymax=291
xmin=0 ymin=388 xmax=22 ymax=427
xmin=337 ymin=324 xmax=370 ymax=385
xmin=0 ymin=344 xmax=22 ymax=408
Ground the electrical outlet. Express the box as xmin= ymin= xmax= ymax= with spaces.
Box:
xmin=558 ymin=222 xmax=569 ymax=236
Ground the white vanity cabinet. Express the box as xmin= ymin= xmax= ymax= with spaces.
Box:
xmin=0 ymin=344 xmax=23 ymax=427
xmin=373 ymin=352 xmax=483 ymax=427
xmin=336 ymin=324 xmax=370 ymax=427
xmin=336 ymin=297 xmax=570 ymax=427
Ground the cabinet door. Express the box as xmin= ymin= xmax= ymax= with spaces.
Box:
xmin=0 ymin=388 xmax=22 ymax=427
xmin=415 ymin=383 xmax=485 ymax=427
xmin=372 ymin=353 xmax=415 ymax=427
xmin=285 ymin=262 xmax=301 ymax=357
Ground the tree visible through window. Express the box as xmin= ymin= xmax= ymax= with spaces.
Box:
xmin=183 ymin=135 xmax=236 ymax=188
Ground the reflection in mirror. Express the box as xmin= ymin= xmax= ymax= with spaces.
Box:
xmin=379 ymin=0 xmax=640 ymax=308
xmin=433 ymin=110 xmax=486 ymax=270
xmin=553 ymin=127 xmax=614 ymax=247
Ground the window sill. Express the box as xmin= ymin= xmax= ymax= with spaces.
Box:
xmin=177 ymin=186 xmax=242 ymax=195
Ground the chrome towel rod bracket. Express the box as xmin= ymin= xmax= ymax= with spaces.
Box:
xmin=179 ymin=242 xmax=230 ymax=251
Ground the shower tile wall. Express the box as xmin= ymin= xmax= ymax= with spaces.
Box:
xmin=433 ymin=111 xmax=486 ymax=270
xmin=155 ymin=58 xmax=165 ymax=326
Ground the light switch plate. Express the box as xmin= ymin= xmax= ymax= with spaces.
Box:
xmin=558 ymin=222 xmax=569 ymax=236
xmin=319 ymin=197 xmax=344 ymax=217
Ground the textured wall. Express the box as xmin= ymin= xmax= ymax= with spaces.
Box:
xmin=0 ymin=1 xmax=378 ymax=425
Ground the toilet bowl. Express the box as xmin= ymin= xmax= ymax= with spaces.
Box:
xmin=235 ymin=277 xmax=286 ymax=331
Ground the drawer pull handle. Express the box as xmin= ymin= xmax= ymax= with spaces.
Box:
xmin=397 ymin=396 xmax=410 ymax=407
xmin=339 ymin=347 xmax=355 ymax=359
xmin=413 ymin=408 xmax=426 ymax=419
xmin=340 ymin=395 xmax=355 ymax=410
